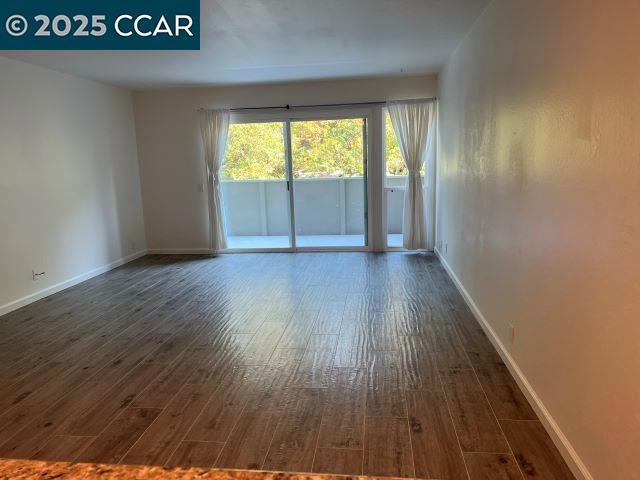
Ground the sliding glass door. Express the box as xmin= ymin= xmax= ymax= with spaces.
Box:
xmin=290 ymin=118 xmax=367 ymax=248
xmin=221 ymin=122 xmax=292 ymax=249
xmin=221 ymin=116 xmax=368 ymax=251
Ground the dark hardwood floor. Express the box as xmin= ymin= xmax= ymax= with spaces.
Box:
xmin=0 ymin=253 xmax=575 ymax=479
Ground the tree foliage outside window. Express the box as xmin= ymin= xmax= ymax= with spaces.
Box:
xmin=221 ymin=116 xmax=408 ymax=180
xmin=222 ymin=122 xmax=286 ymax=180
xmin=290 ymin=119 xmax=362 ymax=178
xmin=385 ymin=113 xmax=407 ymax=176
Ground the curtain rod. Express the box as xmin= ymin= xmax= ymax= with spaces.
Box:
xmin=197 ymin=97 xmax=436 ymax=113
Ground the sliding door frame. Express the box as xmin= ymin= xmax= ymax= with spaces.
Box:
xmin=223 ymin=106 xmax=375 ymax=253
xmin=283 ymin=121 xmax=297 ymax=251
xmin=221 ymin=116 xmax=294 ymax=253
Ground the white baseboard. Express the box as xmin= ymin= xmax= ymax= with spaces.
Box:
xmin=147 ymin=248 xmax=213 ymax=255
xmin=0 ymin=250 xmax=148 ymax=317
xmin=434 ymin=248 xmax=592 ymax=480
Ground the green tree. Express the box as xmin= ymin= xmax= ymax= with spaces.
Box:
xmin=385 ymin=114 xmax=407 ymax=176
xmin=291 ymin=119 xmax=363 ymax=178
xmin=222 ymin=122 xmax=285 ymax=180
xmin=221 ymin=116 xmax=408 ymax=180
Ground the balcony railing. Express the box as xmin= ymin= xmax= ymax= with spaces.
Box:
xmin=221 ymin=176 xmax=406 ymax=236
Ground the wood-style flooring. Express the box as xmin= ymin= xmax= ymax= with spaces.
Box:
xmin=0 ymin=253 xmax=575 ymax=479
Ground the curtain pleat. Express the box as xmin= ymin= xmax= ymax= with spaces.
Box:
xmin=199 ymin=109 xmax=230 ymax=253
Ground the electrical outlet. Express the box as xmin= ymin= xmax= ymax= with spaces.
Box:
xmin=32 ymin=269 xmax=46 ymax=281
xmin=509 ymin=323 xmax=516 ymax=344
xmin=197 ymin=183 xmax=205 ymax=192
xmin=445 ymin=242 xmax=448 ymax=254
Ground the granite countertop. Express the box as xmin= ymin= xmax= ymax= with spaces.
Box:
xmin=0 ymin=460 xmax=402 ymax=480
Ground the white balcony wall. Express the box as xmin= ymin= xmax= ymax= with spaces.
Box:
xmin=385 ymin=176 xmax=406 ymax=234
xmin=221 ymin=176 xmax=405 ymax=237
xmin=221 ymin=180 xmax=289 ymax=236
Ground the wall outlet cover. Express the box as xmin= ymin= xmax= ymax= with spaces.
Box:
xmin=32 ymin=269 xmax=46 ymax=281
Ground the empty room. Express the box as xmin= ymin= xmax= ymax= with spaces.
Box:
xmin=0 ymin=1 xmax=638 ymax=479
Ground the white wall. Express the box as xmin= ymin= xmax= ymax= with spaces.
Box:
xmin=132 ymin=75 xmax=437 ymax=251
xmin=437 ymin=1 xmax=640 ymax=479
xmin=0 ymin=57 xmax=147 ymax=313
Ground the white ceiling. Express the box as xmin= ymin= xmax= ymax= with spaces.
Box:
xmin=1 ymin=0 xmax=489 ymax=90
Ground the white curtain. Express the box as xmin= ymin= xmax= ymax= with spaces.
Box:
xmin=199 ymin=109 xmax=231 ymax=253
xmin=387 ymin=100 xmax=436 ymax=250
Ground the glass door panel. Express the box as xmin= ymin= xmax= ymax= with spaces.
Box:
xmin=290 ymin=118 xmax=367 ymax=248
xmin=385 ymin=112 xmax=406 ymax=248
xmin=221 ymin=121 xmax=292 ymax=249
